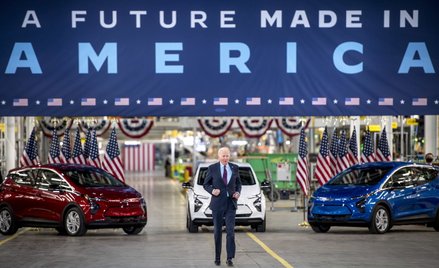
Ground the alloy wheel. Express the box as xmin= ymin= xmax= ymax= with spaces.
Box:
xmin=66 ymin=210 xmax=80 ymax=234
xmin=375 ymin=208 xmax=389 ymax=232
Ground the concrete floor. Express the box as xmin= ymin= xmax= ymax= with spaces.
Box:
xmin=1 ymin=170 xmax=439 ymax=268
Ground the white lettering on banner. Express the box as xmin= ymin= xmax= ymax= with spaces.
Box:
xmin=22 ymin=10 xmax=41 ymax=28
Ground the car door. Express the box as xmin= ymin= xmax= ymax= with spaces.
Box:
xmin=384 ymin=167 xmax=419 ymax=221
xmin=7 ymin=169 xmax=42 ymax=220
xmin=33 ymin=169 xmax=71 ymax=223
xmin=411 ymin=167 xmax=439 ymax=219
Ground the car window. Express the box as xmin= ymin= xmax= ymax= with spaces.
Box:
xmin=197 ymin=166 xmax=256 ymax=186
xmin=63 ymin=167 xmax=124 ymax=187
xmin=36 ymin=170 xmax=70 ymax=191
xmin=328 ymin=166 xmax=392 ymax=186
xmin=413 ymin=167 xmax=438 ymax=186
xmin=385 ymin=167 xmax=417 ymax=188
xmin=9 ymin=169 xmax=37 ymax=187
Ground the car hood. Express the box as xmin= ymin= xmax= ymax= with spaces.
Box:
xmin=314 ymin=185 xmax=377 ymax=199
xmin=81 ymin=186 xmax=142 ymax=200
xmin=194 ymin=184 xmax=261 ymax=198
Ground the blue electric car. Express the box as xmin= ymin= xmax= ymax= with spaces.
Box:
xmin=308 ymin=162 xmax=439 ymax=234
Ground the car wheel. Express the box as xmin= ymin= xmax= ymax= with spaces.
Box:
xmin=369 ymin=205 xmax=390 ymax=234
xmin=64 ymin=207 xmax=87 ymax=236
xmin=256 ymin=220 xmax=266 ymax=232
xmin=187 ymin=212 xmax=198 ymax=233
xmin=0 ymin=206 xmax=18 ymax=235
xmin=310 ymin=223 xmax=331 ymax=233
xmin=123 ymin=226 xmax=144 ymax=235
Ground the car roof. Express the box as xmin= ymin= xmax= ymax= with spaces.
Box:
xmin=8 ymin=163 xmax=97 ymax=173
xmin=352 ymin=161 xmax=436 ymax=169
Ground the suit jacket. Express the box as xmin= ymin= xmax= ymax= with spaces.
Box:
xmin=203 ymin=162 xmax=242 ymax=211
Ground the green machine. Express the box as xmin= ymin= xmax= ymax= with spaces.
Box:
xmin=242 ymin=153 xmax=298 ymax=191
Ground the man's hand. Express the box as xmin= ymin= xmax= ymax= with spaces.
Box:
xmin=232 ymin=192 xmax=240 ymax=200
xmin=212 ymin=189 xmax=220 ymax=196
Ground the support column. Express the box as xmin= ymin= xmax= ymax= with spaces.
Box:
xmin=350 ymin=116 xmax=360 ymax=161
xmin=425 ymin=115 xmax=438 ymax=157
xmin=5 ymin=117 xmax=16 ymax=172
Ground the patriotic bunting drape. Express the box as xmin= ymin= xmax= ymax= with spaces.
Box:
xmin=118 ymin=117 xmax=154 ymax=138
xmin=237 ymin=117 xmax=273 ymax=138
xmin=275 ymin=117 xmax=310 ymax=137
xmin=79 ymin=119 xmax=111 ymax=136
xmin=39 ymin=117 xmax=73 ymax=137
xmin=198 ymin=117 xmax=234 ymax=138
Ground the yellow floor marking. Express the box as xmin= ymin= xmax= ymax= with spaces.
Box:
xmin=0 ymin=228 xmax=28 ymax=246
xmin=246 ymin=231 xmax=294 ymax=268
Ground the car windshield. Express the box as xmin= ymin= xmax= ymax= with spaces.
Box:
xmin=197 ymin=167 xmax=256 ymax=186
xmin=62 ymin=167 xmax=125 ymax=187
xmin=328 ymin=166 xmax=392 ymax=186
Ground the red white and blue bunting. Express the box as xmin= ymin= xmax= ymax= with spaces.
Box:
xmin=39 ymin=117 xmax=73 ymax=137
xmin=237 ymin=117 xmax=273 ymax=138
xmin=79 ymin=118 xmax=111 ymax=136
xmin=275 ymin=117 xmax=311 ymax=137
xmin=198 ymin=117 xmax=234 ymax=138
xmin=118 ymin=117 xmax=154 ymax=138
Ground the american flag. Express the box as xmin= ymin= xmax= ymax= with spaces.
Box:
xmin=337 ymin=131 xmax=350 ymax=174
xmin=83 ymin=129 xmax=91 ymax=159
xmin=72 ymin=127 xmax=86 ymax=165
xmin=360 ymin=128 xmax=375 ymax=163
xmin=376 ymin=127 xmax=392 ymax=162
xmin=213 ymin=97 xmax=228 ymax=105
xmin=181 ymin=97 xmax=196 ymax=106
xmin=246 ymin=97 xmax=261 ymax=105
xmin=329 ymin=130 xmax=339 ymax=176
xmin=314 ymin=127 xmax=332 ymax=186
xmin=279 ymin=97 xmax=294 ymax=105
xmin=348 ymin=127 xmax=359 ymax=166
xmin=312 ymin=97 xmax=327 ymax=105
xmin=148 ymin=98 xmax=162 ymax=106
xmin=295 ymin=129 xmax=309 ymax=196
xmin=123 ymin=143 xmax=155 ymax=171
xmin=20 ymin=127 xmax=39 ymax=167
xmin=60 ymin=127 xmax=72 ymax=163
xmin=115 ymin=98 xmax=130 ymax=106
xmin=48 ymin=129 xmax=62 ymax=164
xmin=48 ymin=98 xmax=63 ymax=106
xmin=102 ymin=128 xmax=125 ymax=182
xmin=87 ymin=130 xmax=101 ymax=168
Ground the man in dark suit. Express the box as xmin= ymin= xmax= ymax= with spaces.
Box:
xmin=203 ymin=147 xmax=242 ymax=267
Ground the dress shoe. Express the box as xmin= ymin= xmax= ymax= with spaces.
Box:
xmin=214 ymin=260 xmax=221 ymax=266
xmin=226 ymin=259 xmax=234 ymax=266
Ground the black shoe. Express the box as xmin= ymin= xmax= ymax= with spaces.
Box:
xmin=226 ymin=259 xmax=234 ymax=267
xmin=214 ymin=260 xmax=221 ymax=266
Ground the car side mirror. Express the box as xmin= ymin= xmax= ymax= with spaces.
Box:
xmin=182 ymin=182 xmax=192 ymax=189
xmin=260 ymin=180 xmax=271 ymax=189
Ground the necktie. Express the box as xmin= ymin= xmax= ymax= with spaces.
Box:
xmin=223 ymin=165 xmax=228 ymax=185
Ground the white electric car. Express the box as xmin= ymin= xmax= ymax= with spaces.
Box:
xmin=182 ymin=162 xmax=266 ymax=233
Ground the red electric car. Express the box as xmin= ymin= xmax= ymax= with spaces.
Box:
xmin=0 ymin=164 xmax=147 ymax=236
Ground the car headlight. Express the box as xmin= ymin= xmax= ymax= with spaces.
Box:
xmin=250 ymin=193 xmax=262 ymax=212
xmin=84 ymin=194 xmax=106 ymax=214
xmin=194 ymin=193 xmax=209 ymax=212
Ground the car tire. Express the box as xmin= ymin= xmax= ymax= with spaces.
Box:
xmin=368 ymin=205 xmax=390 ymax=234
xmin=187 ymin=212 xmax=198 ymax=233
xmin=64 ymin=207 xmax=87 ymax=236
xmin=256 ymin=220 xmax=266 ymax=232
xmin=0 ymin=206 xmax=18 ymax=235
xmin=310 ymin=223 xmax=331 ymax=233
xmin=123 ymin=226 xmax=144 ymax=235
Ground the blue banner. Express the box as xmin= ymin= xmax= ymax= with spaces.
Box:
xmin=0 ymin=0 xmax=438 ymax=116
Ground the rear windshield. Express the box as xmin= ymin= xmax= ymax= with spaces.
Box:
xmin=197 ymin=167 xmax=256 ymax=186
xmin=62 ymin=167 xmax=125 ymax=187
xmin=328 ymin=166 xmax=392 ymax=186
